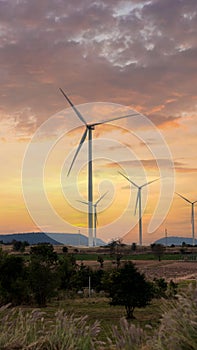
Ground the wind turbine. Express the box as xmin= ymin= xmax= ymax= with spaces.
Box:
xmin=119 ymin=172 xmax=159 ymax=246
xmin=78 ymin=192 xmax=108 ymax=246
xmin=60 ymin=88 xmax=139 ymax=247
xmin=176 ymin=192 xmax=197 ymax=246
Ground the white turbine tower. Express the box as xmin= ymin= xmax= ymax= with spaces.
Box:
xmin=60 ymin=88 xmax=139 ymax=247
xmin=119 ymin=172 xmax=159 ymax=246
xmin=176 ymin=192 xmax=197 ymax=246
xmin=78 ymin=192 xmax=108 ymax=246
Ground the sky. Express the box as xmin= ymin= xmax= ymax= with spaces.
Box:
xmin=0 ymin=0 xmax=197 ymax=245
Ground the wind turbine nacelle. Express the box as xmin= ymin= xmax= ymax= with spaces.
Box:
xmin=88 ymin=125 xmax=95 ymax=130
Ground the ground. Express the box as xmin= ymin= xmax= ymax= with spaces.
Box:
xmin=132 ymin=260 xmax=197 ymax=281
xmin=81 ymin=259 xmax=197 ymax=282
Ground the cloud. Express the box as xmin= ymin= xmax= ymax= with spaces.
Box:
xmin=0 ymin=0 xmax=196 ymax=137
xmin=175 ymin=166 xmax=197 ymax=173
xmin=104 ymin=158 xmax=177 ymax=170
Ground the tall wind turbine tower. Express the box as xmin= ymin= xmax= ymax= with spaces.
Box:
xmin=60 ymin=89 xmax=139 ymax=246
xmin=119 ymin=172 xmax=159 ymax=246
xmin=176 ymin=192 xmax=197 ymax=246
xmin=78 ymin=192 xmax=108 ymax=246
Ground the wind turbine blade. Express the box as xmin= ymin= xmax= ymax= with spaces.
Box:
xmin=59 ymin=88 xmax=87 ymax=126
xmin=67 ymin=128 xmax=88 ymax=176
xmin=95 ymin=191 xmax=108 ymax=205
xmin=193 ymin=200 xmax=197 ymax=204
xmin=141 ymin=178 xmax=160 ymax=188
xmin=118 ymin=171 xmax=139 ymax=188
xmin=93 ymin=112 xmax=139 ymax=126
xmin=134 ymin=190 xmax=140 ymax=215
xmin=77 ymin=200 xmax=89 ymax=206
xmin=176 ymin=192 xmax=192 ymax=204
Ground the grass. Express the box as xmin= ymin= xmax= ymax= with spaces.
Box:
xmin=1 ymin=283 xmax=197 ymax=349
xmin=38 ymin=296 xmax=162 ymax=342
xmin=73 ymin=252 xmax=193 ymax=261
xmin=0 ymin=296 xmax=162 ymax=349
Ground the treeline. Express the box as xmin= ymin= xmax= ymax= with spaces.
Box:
xmin=0 ymin=244 xmax=177 ymax=318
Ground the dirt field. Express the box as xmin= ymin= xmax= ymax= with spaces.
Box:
xmin=82 ymin=259 xmax=197 ymax=282
xmin=132 ymin=260 xmax=197 ymax=281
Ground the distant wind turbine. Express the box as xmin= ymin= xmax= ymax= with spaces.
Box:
xmin=119 ymin=172 xmax=159 ymax=246
xmin=176 ymin=192 xmax=197 ymax=246
xmin=78 ymin=192 xmax=108 ymax=246
xmin=60 ymin=88 xmax=139 ymax=247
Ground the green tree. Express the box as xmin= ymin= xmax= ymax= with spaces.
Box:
xmin=151 ymin=243 xmax=165 ymax=261
xmin=152 ymin=278 xmax=168 ymax=298
xmin=108 ymin=239 xmax=124 ymax=267
xmin=131 ymin=242 xmax=137 ymax=252
xmin=62 ymin=246 xmax=68 ymax=254
xmin=12 ymin=240 xmax=29 ymax=252
xmin=104 ymin=262 xmax=153 ymax=319
xmin=30 ymin=243 xmax=58 ymax=264
xmin=58 ymin=254 xmax=76 ymax=291
xmin=71 ymin=263 xmax=91 ymax=291
xmin=28 ymin=244 xmax=59 ymax=306
xmin=97 ymin=255 xmax=104 ymax=268
xmin=0 ymin=254 xmax=28 ymax=305
xmin=91 ymin=269 xmax=104 ymax=292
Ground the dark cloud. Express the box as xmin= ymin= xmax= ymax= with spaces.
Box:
xmin=0 ymin=0 xmax=196 ymax=133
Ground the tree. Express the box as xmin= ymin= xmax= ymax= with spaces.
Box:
xmin=104 ymin=262 xmax=153 ymax=319
xmin=152 ymin=278 xmax=168 ymax=298
xmin=30 ymin=243 xmax=58 ymax=264
xmin=0 ymin=254 xmax=28 ymax=305
xmin=12 ymin=240 xmax=29 ymax=252
xmin=108 ymin=239 xmax=124 ymax=267
xmin=97 ymin=255 xmax=104 ymax=268
xmin=71 ymin=263 xmax=91 ymax=291
xmin=28 ymin=244 xmax=59 ymax=306
xmin=58 ymin=254 xmax=76 ymax=291
xmin=91 ymin=269 xmax=104 ymax=292
xmin=131 ymin=242 xmax=137 ymax=252
xmin=151 ymin=243 xmax=165 ymax=261
xmin=62 ymin=246 xmax=68 ymax=254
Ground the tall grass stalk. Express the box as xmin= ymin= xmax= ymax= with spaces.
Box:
xmin=107 ymin=317 xmax=146 ymax=350
xmin=1 ymin=283 xmax=197 ymax=350
xmin=148 ymin=282 xmax=197 ymax=350
xmin=0 ymin=305 xmax=102 ymax=350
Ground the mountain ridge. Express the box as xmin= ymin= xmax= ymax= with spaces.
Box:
xmin=154 ymin=236 xmax=197 ymax=246
xmin=0 ymin=232 xmax=105 ymax=246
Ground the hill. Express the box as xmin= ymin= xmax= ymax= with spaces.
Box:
xmin=154 ymin=236 xmax=197 ymax=246
xmin=0 ymin=232 xmax=106 ymax=246
xmin=47 ymin=233 xmax=105 ymax=246
xmin=0 ymin=232 xmax=60 ymax=245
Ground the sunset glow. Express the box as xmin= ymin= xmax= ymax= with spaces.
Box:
xmin=0 ymin=0 xmax=197 ymax=244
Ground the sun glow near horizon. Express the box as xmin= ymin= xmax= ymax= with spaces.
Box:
xmin=0 ymin=0 xmax=197 ymax=244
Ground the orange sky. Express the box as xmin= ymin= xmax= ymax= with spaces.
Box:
xmin=0 ymin=0 xmax=197 ymax=244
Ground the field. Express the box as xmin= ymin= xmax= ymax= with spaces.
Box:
xmin=39 ymin=259 xmax=197 ymax=343
xmin=1 ymin=250 xmax=197 ymax=349
xmin=80 ymin=259 xmax=197 ymax=282
xmin=128 ymin=260 xmax=197 ymax=281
